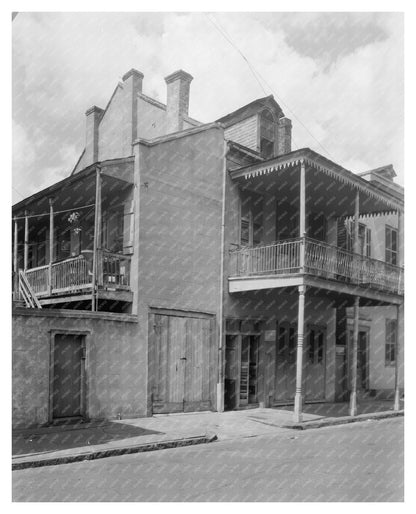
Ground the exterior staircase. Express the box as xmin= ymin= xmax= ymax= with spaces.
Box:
xmin=18 ymin=270 xmax=42 ymax=309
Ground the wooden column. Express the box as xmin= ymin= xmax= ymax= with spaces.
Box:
xmin=48 ymin=199 xmax=54 ymax=294
xmin=92 ymin=167 xmax=102 ymax=312
xmin=299 ymin=159 xmax=306 ymax=271
xmin=294 ymin=284 xmax=306 ymax=423
xmin=394 ymin=210 xmax=403 ymax=410
xmin=13 ymin=217 xmax=18 ymax=298
xmin=24 ymin=210 xmax=29 ymax=271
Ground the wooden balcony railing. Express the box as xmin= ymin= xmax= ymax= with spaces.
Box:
xmin=229 ymin=237 xmax=404 ymax=296
xmin=22 ymin=250 xmax=132 ymax=298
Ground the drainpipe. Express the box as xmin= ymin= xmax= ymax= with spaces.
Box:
xmin=217 ymin=137 xmax=228 ymax=413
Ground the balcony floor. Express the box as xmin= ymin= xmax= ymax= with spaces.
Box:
xmin=229 ymin=272 xmax=403 ymax=306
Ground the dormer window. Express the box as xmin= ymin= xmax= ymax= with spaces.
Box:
xmin=259 ymin=110 xmax=275 ymax=158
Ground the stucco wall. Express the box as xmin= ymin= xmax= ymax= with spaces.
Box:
xmin=12 ymin=309 xmax=141 ymax=428
xmin=347 ymin=305 xmax=404 ymax=393
xmin=131 ymin=126 xmax=225 ymax=411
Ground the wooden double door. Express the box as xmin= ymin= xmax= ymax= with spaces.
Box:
xmin=149 ymin=312 xmax=214 ymax=414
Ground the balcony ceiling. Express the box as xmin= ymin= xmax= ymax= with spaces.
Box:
xmin=231 ymin=149 xmax=403 ymax=219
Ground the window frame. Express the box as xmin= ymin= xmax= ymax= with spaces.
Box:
xmin=385 ymin=318 xmax=397 ymax=367
xmin=385 ymin=225 xmax=398 ymax=265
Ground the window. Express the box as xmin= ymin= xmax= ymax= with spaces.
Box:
xmin=259 ymin=110 xmax=275 ymax=159
xmin=385 ymin=225 xmax=398 ymax=265
xmin=346 ymin=221 xmax=371 ymax=257
xmin=240 ymin=190 xmax=263 ymax=246
xmin=385 ymin=319 xmax=397 ymax=366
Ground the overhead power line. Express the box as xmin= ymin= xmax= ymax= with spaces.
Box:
xmin=205 ymin=13 xmax=336 ymax=161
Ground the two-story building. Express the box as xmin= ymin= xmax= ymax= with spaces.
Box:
xmin=12 ymin=68 xmax=404 ymax=428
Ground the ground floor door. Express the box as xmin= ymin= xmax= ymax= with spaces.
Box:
xmin=51 ymin=334 xmax=86 ymax=420
xmin=149 ymin=312 xmax=214 ymax=414
xmin=274 ymin=322 xmax=297 ymax=401
xmin=274 ymin=323 xmax=326 ymax=402
xmin=348 ymin=329 xmax=370 ymax=392
xmin=305 ymin=325 xmax=326 ymax=400
xmin=224 ymin=332 xmax=260 ymax=410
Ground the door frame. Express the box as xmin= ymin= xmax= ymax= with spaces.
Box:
xmin=147 ymin=308 xmax=216 ymax=415
xmin=224 ymin=318 xmax=263 ymax=409
xmin=347 ymin=325 xmax=370 ymax=391
xmin=304 ymin=323 xmax=327 ymax=401
xmin=48 ymin=330 xmax=89 ymax=423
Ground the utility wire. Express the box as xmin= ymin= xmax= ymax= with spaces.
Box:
xmin=206 ymin=13 xmax=336 ymax=161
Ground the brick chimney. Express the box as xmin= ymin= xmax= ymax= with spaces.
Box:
xmin=164 ymin=70 xmax=193 ymax=133
xmin=122 ymin=69 xmax=144 ymax=144
xmin=85 ymin=105 xmax=104 ymax=165
xmin=277 ymin=117 xmax=292 ymax=155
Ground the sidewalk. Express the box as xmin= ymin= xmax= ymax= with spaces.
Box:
xmin=12 ymin=399 xmax=404 ymax=470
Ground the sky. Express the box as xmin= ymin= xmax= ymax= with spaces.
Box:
xmin=12 ymin=12 xmax=404 ymax=203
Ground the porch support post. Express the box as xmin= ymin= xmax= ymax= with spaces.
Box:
xmin=294 ymin=284 xmax=306 ymax=423
xmin=394 ymin=303 xmax=403 ymax=410
xmin=48 ymin=199 xmax=54 ymax=294
xmin=394 ymin=209 xmax=403 ymax=410
xmin=353 ymin=190 xmax=360 ymax=254
xmin=92 ymin=166 xmax=102 ymax=312
xmin=24 ymin=210 xmax=29 ymax=271
xmin=299 ymin=159 xmax=306 ymax=271
xmin=13 ymin=217 xmax=18 ymax=298
xmin=349 ymin=295 xmax=360 ymax=416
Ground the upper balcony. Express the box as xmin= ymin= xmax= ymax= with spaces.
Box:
xmin=229 ymin=237 xmax=404 ymax=297
xmin=227 ymin=149 xmax=404 ymax=304
xmin=12 ymin=157 xmax=135 ymax=312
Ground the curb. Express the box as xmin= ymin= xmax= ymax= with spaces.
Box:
xmin=284 ymin=410 xmax=404 ymax=430
xmin=12 ymin=434 xmax=218 ymax=470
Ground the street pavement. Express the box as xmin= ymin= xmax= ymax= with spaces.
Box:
xmin=12 ymin=417 xmax=404 ymax=502
xmin=12 ymin=399 xmax=403 ymax=469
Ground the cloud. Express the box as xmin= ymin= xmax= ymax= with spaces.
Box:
xmin=12 ymin=12 xmax=404 ymax=204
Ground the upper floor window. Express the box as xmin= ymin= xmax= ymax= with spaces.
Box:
xmin=346 ymin=221 xmax=371 ymax=257
xmin=385 ymin=225 xmax=398 ymax=265
xmin=259 ymin=110 xmax=275 ymax=159
xmin=240 ymin=190 xmax=263 ymax=246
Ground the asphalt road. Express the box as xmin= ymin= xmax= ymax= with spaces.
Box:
xmin=12 ymin=417 xmax=404 ymax=502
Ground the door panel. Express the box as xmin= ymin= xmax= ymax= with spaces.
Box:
xmin=305 ymin=327 xmax=326 ymax=400
xmin=274 ymin=322 xmax=297 ymax=401
xmin=52 ymin=334 xmax=84 ymax=419
xmin=167 ymin=316 xmax=186 ymax=406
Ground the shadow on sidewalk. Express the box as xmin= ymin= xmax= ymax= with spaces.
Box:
xmin=276 ymin=399 xmax=404 ymax=419
xmin=13 ymin=420 xmax=163 ymax=456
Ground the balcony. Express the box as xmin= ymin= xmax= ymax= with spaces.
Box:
xmin=16 ymin=250 xmax=132 ymax=305
xmin=229 ymin=237 xmax=404 ymax=296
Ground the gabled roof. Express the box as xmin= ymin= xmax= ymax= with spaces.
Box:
xmin=216 ymin=95 xmax=284 ymax=127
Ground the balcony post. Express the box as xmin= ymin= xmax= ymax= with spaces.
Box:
xmin=48 ymin=199 xmax=54 ymax=294
xmin=394 ymin=302 xmax=403 ymax=411
xmin=299 ymin=159 xmax=306 ymax=271
xmin=394 ymin=209 xmax=403 ymax=410
xmin=13 ymin=217 xmax=18 ymax=299
xmin=92 ymin=166 xmax=102 ymax=312
xmin=24 ymin=210 xmax=29 ymax=271
xmin=293 ymin=284 xmax=306 ymax=423
xmin=349 ymin=295 xmax=360 ymax=416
